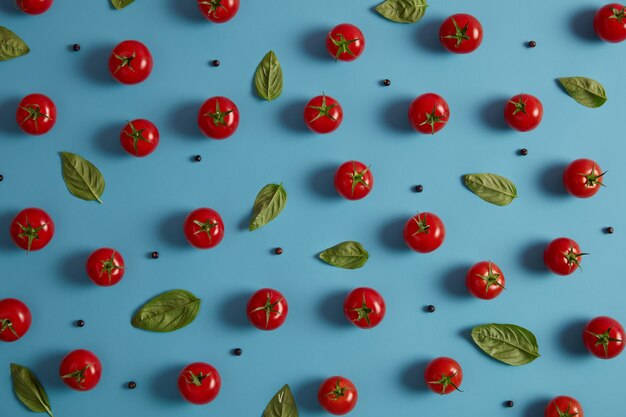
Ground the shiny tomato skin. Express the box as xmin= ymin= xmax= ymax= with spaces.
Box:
xmin=466 ymin=261 xmax=505 ymax=300
xmin=583 ymin=316 xmax=624 ymax=359
xmin=424 ymin=357 xmax=463 ymax=395
xmin=16 ymin=94 xmax=57 ymax=136
xmin=178 ymin=362 xmax=221 ymax=404
xmin=85 ymin=248 xmax=125 ymax=287
xmin=545 ymin=396 xmax=584 ymax=417
xmin=304 ymin=94 xmax=343 ymax=134
xmin=318 ymin=376 xmax=358 ymax=415
xmin=16 ymin=0 xmax=53 ymax=14
xmin=183 ymin=208 xmax=224 ymax=249
xmin=120 ymin=119 xmax=160 ymax=157
xmin=0 ymin=298 xmax=32 ymax=342
xmin=563 ymin=158 xmax=604 ymax=198
xmin=403 ymin=212 xmax=445 ymax=253
xmin=408 ymin=93 xmax=450 ymax=135
xmin=197 ymin=96 xmax=239 ymax=139
xmin=543 ymin=237 xmax=584 ymax=276
xmin=10 ymin=208 xmax=55 ymax=252
xmin=197 ymin=0 xmax=239 ymax=23
xmin=343 ymin=287 xmax=386 ymax=329
xmin=59 ymin=349 xmax=102 ymax=391
xmin=108 ymin=40 xmax=153 ymax=85
xmin=334 ymin=161 xmax=373 ymax=200
xmin=246 ymin=288 xmax=288 ymax=331
xmin=504 ymin=93 xmax=543 ymax=132
xmin=439 ymin=14 xmax=483 ymax=53
xmin=594 ymin=4 xmax=626 ymax=43
xmin=326 ymin=23 xmax=365 ymax=61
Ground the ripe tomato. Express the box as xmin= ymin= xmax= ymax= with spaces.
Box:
xmin=10 ymin=208 xmax=55 ymax=253
xmin=424 ymin=357 xmax=463 ymax=395
xmin=120 ymin=119 xmax=159 ymax=157
xmin=16 ymin=94 xmax=57 ymax=136
xmin=197 ymin=96 xmax=239 ymax=139
xmin=343 ymin=288 xmax=385 ymax=329
xmin=183 ymin=208 xmax=224 ymax=249
xmin=594 ymin=4 xmax=626 ymax=43
xmin=326 ymin=23 xmax=365 ymax=61
xmin=439 ymin=14 xmax=483 ymax=53
xmin=16 ymin=0 xmax=53 ymax=14
xmin=545 ymin=396 xmax=584 ymax=417
xmin=246 ymin=288 xmax=288 ymax=330
xmin=196 ymin=0 xmax=239 ymax=23
xmin=504 ymin=93 xmax=543 ymax=132
xmin=0 ymin=298 xmax=32 ymax=342
xmin=403 ymin=212 xmax=445 ymax=253
xmin=85 ymin=248 xmax=125 ymax=287
xmin=543 ymin=237 xmax=586 ymax=276
xmin=408 ymin=93 xmax=450 ymax=135
xmin=304 ymin=94 xmax=343 ymax=134
xmin=563 ymin=158 xmax=605 ymax=198
xmin=59 ymin=349 xmax=102 ymax=391
xmin=465 ymin=261 xmax=505 ymax=300
xmin=108 ymin=40 xmax=153 ymax=85
xmin=334 ymin=161 xmax=373 ymax=200
xmin=318 ymin=376 xmax=358 ymax=415
xmin=178 ymin=362 xmax=221 ymax=404
xmin=583 ymin=316 xmax=624 ymax=359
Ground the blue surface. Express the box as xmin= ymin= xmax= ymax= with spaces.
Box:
xmin=1 ymin=1 xmax=625 ymax=416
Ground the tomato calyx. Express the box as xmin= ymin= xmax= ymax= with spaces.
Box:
xmin=419 ymin=105 xmax=447 ymax=134
xmin=198 ymin=0 xmax=230 ymax=18
xmin=60 ymin=364 xmax=92 ymax=388
xmin=586 ymin=326 xmax=623 ymax=357
xmin=609 ymin=7 xmax=626 ymax=22
xmin=348 ymin=293 xmax=374 ymax=327
xmin=428 ymin=370 xmax=463 ymax=394
xmin=563 ymin=244 xmax=587 ymax=272
xmin=99 ymin=251 xmax=124 ymax=284
xmin=443 ymin=18 xmax=471 ymax=47
xmin=510 ymin=94 xmax=528 ymax=116
xmin=15 ymin=216 xmax=49 ymax=253
xmin=554 ymin=402 xmax=580 ymax=417
xmin=580 ymin=166 xmax=606 ymax=189
xmin=323 ymin=379 xmax=353 ymax=400
xmin=184 ymin=370 xmax=212 ymax=387
xmin=19 ymin=104 xmax=53 ymax=132
xmin=411 ymin=213 xmax=431 ymax=235
xmin=329 ymin=33 xmax=360 ymax=60
xmin=0 ymin=319 xmax=19 ymax=338
xmin=249 ymin=293 xmax=284 ymax=328
xmin=192 ymin=219 xmax=218 ymax=244
xmin=307 ymin=94 xmax=337 ymax=124
xmin=113 ymin=51 xmax=136 ymax=74
xmin=349 ymin=162 xmax=370 ymax=197
xmin=476 ymin=262 xmax=505 ymax=295
xmin=124 ymin=121 xmax=152 ymax=155
xmin=203 ymin=100 xmax=233 ymax=127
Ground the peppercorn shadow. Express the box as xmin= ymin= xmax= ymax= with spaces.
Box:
xmin=570 ymin=7 xmax=602 ymax=42
xmin=309 ymin=163 xmax=340 ymax=199
xmin=523 ymin=397 xmax=552 ymax=417
xmin=378 ymin=215 xmax=410 ymax=251
xmin=218 ymin=291 xmax=252 ymax=328
xmin=159 ymin=211 xmax=192 ymax=248
xmin=538 ymin=162 xmax=569 ymax=196
xmin=382 ymin=97 xmax=414 ymax=133
xmin=169 ymin=0 xmax=205 ymax=23
xmin=399 ymin=359 xmax=431 ymax=392
xmin=318 ymin=289 xmax=351 ymax=328
xmin=168 ymin=100 xmax=205 ymax=140
xmin=441 ymin=264 xmax=473 ymax=298
xmin=94 ymin=122 xmax=125 ymax=156
xmin=294 ymin=377 xmax=325 ymax=412
xmin=151 ymin=364 xmax=187 ymax=402
xmin=557 ymin=318 xmax=589 ymax=356
xmin=414 ymin=18 xmax=448 ymax=54
xmin=519 ymin=240 xmax=551 ymax=273
xmin=32 ymin=350 xmax=70 ymax=389
xmin=82 ymin=44 xmax=116 ymax=85
xmin=279 ymin=98 xmax=309 ymax=133
xmin=59 ymin=249 xmax=95 ymax=287
xmin=480 ymin=97 xmax=510 ymax=131
xmin=301 ymin=27 xmax=331 ymax=61
xmin=0 ymin=96 xmax=22 ymax=136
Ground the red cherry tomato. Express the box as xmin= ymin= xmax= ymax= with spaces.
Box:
xmin=563 ymin=158 xmax=605 ymax=198
xmin=16 ymin=0 xmax=53 ymax=15
xmin=85 ymin=248 xmax=125 ymax=287
xmin=439 ymin=14 xmax=483 ymax=53
xmin=178 ymin=362 xmax=221 ymax=404
xmin=504 ymin=93 xmax=543 ymax=132
xmin=0 ymin=298 xmax=32 ymax=342
xmin=583 ymin=316 xmax=624 ymax=359
xmin=10 ymin=208 xmax=54 ymax=253
xmin=59 ymin=349 xmax=102 ymax=391
xmin=196 ymin=0 xmax=239 ymax=23
xmin=120 ymin=119 xmax=160 ymax=157
xmin=326 ymin=23 xmax=365 ymax=61
xmin=183 ymin=208 xmax=224 ymax=249
xmin=424 ymin=357 xmax=463 ymax=395
xmin=465 ymin=261 xmax=505 ymax=300
xmin=594 ymin=3 xmax=626 ymax=43
xmin=543 ymin=237 xmax=586 ymax=276
xmin=197 ymin=96 xmax=240 ymax=139
xmin=108 ymin=40 xmax=153 ymax=85
xmin=408 ymin=93 xmax=450 ymax=135
xmin=304 ymin=94 xmax=343 ymax=134
xmin=403 ymin=212 xmax=446 ymax=253
xmin=246 ymin=288 xmax=288 ymax=330
xmin=16 ymin=94 xmax=57 ymax=136
xmin=334 ymin=161 xmax=373 ymax=200
xmin=545 ymin=396 xmax=584 ymax=417
xmin=343 ymin=287 xmax=385 ymax=329
xmin=318 ymin=376 xmax=358 ymax=415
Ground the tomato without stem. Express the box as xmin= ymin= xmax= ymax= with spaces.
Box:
xmin=594 ymin=3 xmax=626 ymax=43
xmin=318 ymin=376 xmax=358 ymax=415
xmin=108 ymin=40 xmax=153 ymax=85
xmin=178 ymin=362 xmax=221 ymax=404
xmin=504 ymin=93 xmax=543 ymax=132
xmin=120 ymin=119 xmax=160 ymax=157
xmin=334 ymin=161 xmax=373 ymax=200
xmin=304 ymin=94 xmax=343 ymax=134
xmin=408 ymin=93 xmax=450 ymax=135
xmin=183 ymin=208 xmax=224 ymax=249
xmin=16 ymin=94 xmax=57 ymax=136
xmin=197 ymin=96 xmax=239 ymax=139
xmin=59 ymin=349 xmax=102 ymax=391
xmin=197 ymin=0 xmax=239 ymax=23
xmin=543 ymin=237 xmax=586 ymax=275
xmin=424 ymin=357 xmax=463 ymax=395
xmin=16 ymin=0 xmax=53 ymax=14
xmin=246 ymin=288 xmax=288 ymax=330
xmin=86 ymin=248 xmax=125 ymax=287
xmin=343 ymin=287 xmax=386 ymax=329
xmin=583 ymin=316 xmax=624 ymax=359
xmin=439 ymin=14 xmax=483 ymax=53
xmin=403 ymin=212 xmax=446 ymax=253
xmin=326 ymin=23 xmax=365 ymax=61
xmin=10 ymin=208 xmax=54 ymax=253
xmin=545 ymin=396 xmax=584 ymax=417
xmin=0 ymin=299 xmax=32 ymax=342
xmin=466 ymin=261 xmax=505 ymax=300
xmin=563 ymin=158 xmax=605 ymax=198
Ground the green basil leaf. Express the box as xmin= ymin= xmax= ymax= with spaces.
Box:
xmin=255 ymin=50 xmax=283 ymax=101
xmin=263 ymin=384 xmax=298 ymax=417
xmin=375 ymin=0 xmax=428 ymax=23
xmin=471 ymin=323 xmax=540 ymax=366
xmin=463 ymin=173 xmax=517 ymax=206
xmin=319 ymin=241 xmax=369 ymax=269
xmin=558 ymin=76 xmax=607 ymax=108
xmin=249 ymin=183 xmax=287 ymax=231
xmin=60 ymin=152 xmax=105 ymax=204
xmin=131 ymin=289 xmax=201 ymax=333
xmin=10 ymin=364 xmax=54 ymax=417
xmin=0 ymin=27 xmax=30 ymax=62
xmin=111 ymin=0 xmax=135 ymax=9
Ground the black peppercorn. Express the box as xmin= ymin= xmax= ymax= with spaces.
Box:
xmin=415 ymin=184 xmax=424 ymax=193
xmin=151 ymin=251 xmax=159 ymax=259
xmin=211 ymin=59 xmax=220 ymax=67
xmin=426 ymin=305 xmax=436 ymax=313
xmin=194 ymin=155 xmax=202 ymax=162
xmin=528 ymin=41 xmax=536 ymax=48
xmin=382 ymin=79 xmax=391 ymax=86
xmin=76 ymin=320 xmax=85 ymax=327
xmin=519 ymin=148 xmax=528 ymax=156
xmin=233 ymin=348 xmax=242 ymax=356
xmin=275 ymin=247 xmax=283 ymax=255
xmin=72 ymin=44 xmax=81 ymax=52
xmin=0 ymin=174 xmax=4 ymax=182
xmin=505 ymin=400 xmax=514 ymax=408
xmin=128 ymin=381 xmax=137 ymax=389
xmin=606 ymin=227 xmax=615 ymax=234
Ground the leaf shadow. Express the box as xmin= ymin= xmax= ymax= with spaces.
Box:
xmin=537 ymin=162 xmax=568 ymax=196
xmin=557 ymin=318 xmax=588 ymax=357
xmin=309 ymin=163 xmax=338 ymax=200
xmin=218 ymin=291 xmax=251 ymax=328
xmin=318 ymin=289 xmax=349 ymax=328
xmin=441 ymin=264 xmax=472 ymax=298
xmin=150 ymin=363 xmax=186 ymax=402
xmin=94 ymin=122 xmax=124 ymax=156
xmin=519 ymin=240 xmax=550 ymax=274
xmin=378 ymin=215 xmax=409 ymax=251
xmin=168 ymin=100 xmax=203 ymax=140
xmin=158 ymin=211 xmax=189 ymax=248
xmin=399 ymin=359 xmax=431 ymax=392
xmin=0 ymin=209 xmax=18 ymax=251
xmin=480 ymin=96 xmax=509 ymax=131
xmin=415 ymin=18 xmax=447 ymax=54
xmin=570 ymin=7 xmax=601 ymax=42
xmin=32 ymin=350 xmax=68 ymax=390
xmin=58 ymin=249 xmax=93 ymax=287
xmin=0 ymin=96 xmax=22 ymax=136
xmin=81 ymin=44 xmax=115 ymax=85
xmin=382 ymin=97 xmax=414 ymax=133
xmin=294 ymin=377 xmax=324 ymax=412
xmin=278 ymin=98 xmax=308 ymax=133
xmin=301 ymin=27 xmax=330 ymax=61
xmin=168 ymin=0 xmax=205 ymax=23
xmin=238 ymin=214 xmax=249 ymax=232
xmin=523 ymin=397 xmax=551 ymax=417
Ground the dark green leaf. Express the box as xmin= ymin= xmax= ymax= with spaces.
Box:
xmin=319 ymin=241 xmax=369 ymax=269
xmin=111 ymin=0 xmax=135 ymax=9
xmin=0 ymin=27 xmax=30 ymax=61
xmin=10 ymin=364 xmax=54 ymax=417
xmin=375 ymin=0 xmax=428 ymax=23
xmin=131 ymin=289 xmax=201 ymax=332
xmin=255 ymin=50 xmax=283 ymax=101
xmin=249 ymin=183 xmax=287 ymax=231
xmin=263 ymin=384 xmax=298 ymax=417
xmin=558 ymin=76 xmax=607 ymax=108
xmin=60 ymin=152 xmax=105 ymax=203
xmin=463 ymin=173 xmax=517 ymax=206
xmin=471 ymin=323 xmax=540 ymax=366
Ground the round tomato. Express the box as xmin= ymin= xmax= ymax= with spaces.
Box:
xmin=424 ymin=357 xmax=463 ymax=395
xmin=326 ymin=23 xmax=365 ymax=61
xmin=246 ymin=288 xmax=288 ymax=330
xmin=343 ymin=287 xmax=385 ymax=329
xmin=197 ymin=96 xmax=239 ymax=139
xmin=16 ymin=94 xmax=57 ymax=136
xmin=439 ymin=14 xmax=483 ymax=53
xmin=334 ymin=161 xmax=373 ymax=200
xmin=408 ymin=93 xmax=450 ymax=135
xmin=543 ymin=237 xmax=586 ymax=276
xmin=59 ymin=349 xmax=102 ymax=391
xmin=594 ymin=4 xmax=626 ymax=43
xmin=0 ymin=298 xmax=32 ymax=342
xmin=318 ymin=376 xmax=358 ymax=415
xmin=563 ymin=158 xmax=605 ymax=198
xmin=16 ymin=0 xmax=53 ymax=14
xmin=10 ymin=208 xmax=54 ymax=253
xmin=120 ymin=119 xmax=159 ymax=157
xmin=85 ymin=248 xmax=125 ymax=287
xmin=403 ymin=212 xmax=445 ymax=253
xmin=304 ymin=94 xmax=343 ymax=134
xmin=583 ymin=316 xmax=624 ymax=359
xmin=183 ymin=208 xmax=224 ymax=249
xmin=545 ymin=396 xmax=584 ymax=417
xmin=466 ymin=261 xmax=505 ymax=300
xmin=108 ymin=40 xmax=153 ymax=85
xmin=178 ymin=362 xmax=221 ymax=404
xmin=504 ymin=93 xmax=543 ymax=132
xmin=197 ymin=0 xmax=239 ymax=23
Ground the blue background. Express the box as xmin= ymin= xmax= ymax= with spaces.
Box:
xmin=1 ymin=0 xmax=625 ymax=416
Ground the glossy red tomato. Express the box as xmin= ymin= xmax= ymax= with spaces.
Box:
xmin=545 ymin=396 xmax=584 ymax=417
xmin=0 ymin=299 xmax=32 ymax=342
xmin=16 ymin=94 xmax=57 ymax=136
xmin=178 ymin=362 xmax=221 ymax=404
xmin=439 ymin=14 xmax=483 ymax=53
xmin=16 ymin=0 xmax=53 ymax=14
xmin=594 ymin=4 xmax=626 ymax=42
xmin=10 ymin=208 xmax=54 ymax=253
xmin=318 ymin=376 xmax=358 ymax=415
xmin=197 ymin=0 xmax=239 ymax=23
xmin=85 ymin=248 xmax=125 ymax=287
xmin=304 ymin=94 xmax=343 ymax=134
xmin=326 ymin=23 xmax=365 ymax=61
xmin=183 ymin=208 xmax=224 ymax=249
xmin=408 ymin=93 xmax=450 ymax=135
xmin=59 ymin=349 xmax=102 ymax=391
xmin=334 ymin=161 xmax=373 ymax=200
xmin=403 ymin=212 xmax=445 ymax=253
xmin=543 ymin=237 xmax=586 ymax=276
xmin=583 ymin=316 xmax=624 ymax=359
xmin=343 ymin=288 xmax=385 ymax=329
xmin=466 ymin=261 xmax=505 ymax=300
xmin=197 ymin=96 xmax=239 ymax=139
xmin=424 ymin=357 xmax=463 ymax=395
xmin=504 ymin=93 xmax=543 ymax=132
xmin=563 ymin=158 xmax=605 ymax=198
xmin=108 ymin=40 xmax=153 ymax=85
xmin=120 ymin=119 xmax=160 ymax=157
xmin=246 ymin=288 xmax=288 ymax=330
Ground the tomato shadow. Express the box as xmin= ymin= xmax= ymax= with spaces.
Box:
xmin=0 ymin=96 xmax=22 ymax=136
xmin=318 ymin=289 xmax=350 ymax=328
xmin=309 ymin=163 xmax=339 ymax=200
xmin=58 ymin=249 xmax=94 ymax=287
xmin=538 ymin=162 xmax=569 ymax=196
xmin=570 ymin=7 xmax=601 ymax=42
xmin=159 ymin=211 xmax=190 ymax=248
xmin=294 ymin=377 xmax=324 ymax=412
xmin=379 ymin=215 xmax=409 ymax=251
xmin=218 ymin=291 xmax=252 ymax=328
xmin=414 ymin=18 xmax=447 ymax=54
xmin=441 ymin=264 xmax=472 ymax=298
xmin=399 ymin=359 xmax=430 ymax=392
xmin=94 ymin=122 xmax=124 ymax=156
xmin=0 ymin=0 xmax=22 ymax=15
xmin=150 ymin=363 xmax=186 ymax=402
xmin=519 ymin=240 xmax=550 ymax=274
xmin=382 ymin=97 xmax=414 ymax=133
xmin=480 ymin=97 xmax=509 ymax=131
xmin=278 ymin=98 xmax=308 ymax=133
xmin=32 ymin=350 xmax=69 ymax=390
xmin=168 ymin=100 xmax=203 ymax=140
xmin=82 ymin=44 xmax=115 ymax=85
xmin=169 ymin=0 xmax=205 ymax=22
xmin=301 ymin=27 xmax=331 ymax=61
xmin=557 ymin=319 xmax=589 ymax=356
xmin=523 ymin=397 xmax=552 ymax=417
xmin=0 ymin=210 xmax=18 ymax=251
